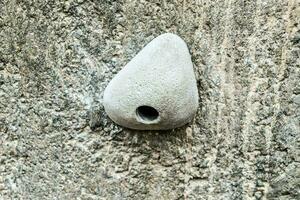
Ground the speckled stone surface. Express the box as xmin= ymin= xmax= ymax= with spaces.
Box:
xmin=0 ymin=0 xmax=299 ymax=199
xmin=103 ymin=33 xmax=198 ymax=130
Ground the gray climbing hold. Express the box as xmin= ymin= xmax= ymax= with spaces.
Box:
xmin=103 ymin=33 xmax=199 ymax=130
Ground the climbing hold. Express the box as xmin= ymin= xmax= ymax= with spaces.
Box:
xmin=103 ymin=33 xmax=199 ymax=130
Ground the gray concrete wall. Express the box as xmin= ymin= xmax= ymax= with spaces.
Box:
xmin=0 ymin=0 xmax=299 ymax=199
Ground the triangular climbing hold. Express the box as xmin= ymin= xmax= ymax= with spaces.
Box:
xmin=103 ymin=33 xmax=199 ymax=130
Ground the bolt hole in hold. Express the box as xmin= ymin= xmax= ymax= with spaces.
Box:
xmin=136 ymin=105 xmax=159 ymax=123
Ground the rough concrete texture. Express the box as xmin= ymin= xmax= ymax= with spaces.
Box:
xmin=0 ymin=0 xmax=299 ymax=199
xmin=103 ymin=33 xmax=199 ymax=130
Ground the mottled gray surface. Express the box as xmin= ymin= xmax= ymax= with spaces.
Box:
xmin=0 ymin=0 xmax=299 ymax=199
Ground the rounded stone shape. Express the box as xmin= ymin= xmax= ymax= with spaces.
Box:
xmin=103 ymin=33 xmax=199 ymax=130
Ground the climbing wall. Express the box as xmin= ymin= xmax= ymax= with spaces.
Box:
xmin=0 ymin=0 xmax=299 ymax=199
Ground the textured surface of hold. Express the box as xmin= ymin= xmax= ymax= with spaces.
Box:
xmin=103 ymin=33 xmax=199 ymax=130
xmin=1 ymin=0 xmax=300 ymax=199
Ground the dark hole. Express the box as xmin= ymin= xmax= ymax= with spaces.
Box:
xmin=136 ymin=106 xmax=159 ymax=122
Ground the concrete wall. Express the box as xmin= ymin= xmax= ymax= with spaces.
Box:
xmin=0 ymin=0 xmax=299 ymax=199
